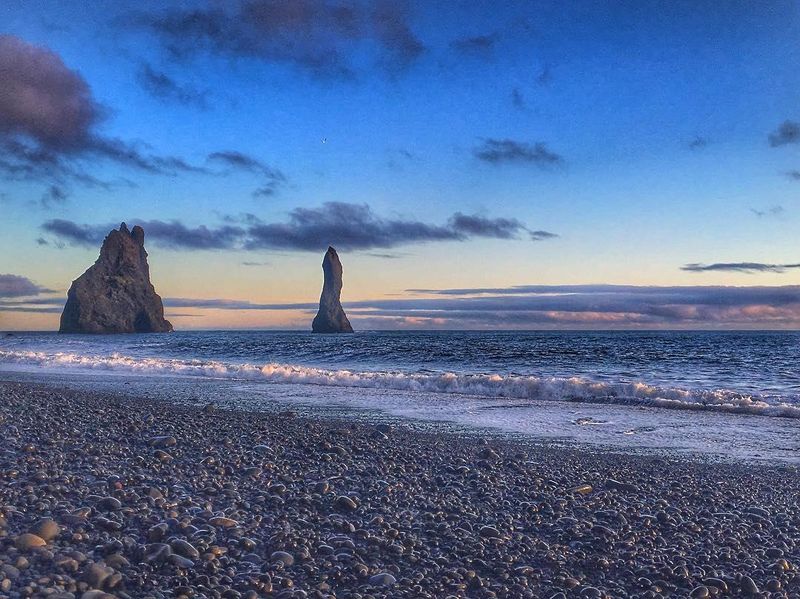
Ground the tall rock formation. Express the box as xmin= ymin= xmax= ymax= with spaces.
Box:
xmin=59 ymin=223 xmax=173 ymax=334
xmin=312 ymin=246 xmax=353 ymax=334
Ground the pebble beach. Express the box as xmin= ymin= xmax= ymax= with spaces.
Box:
xmin=0 ymin=380 xmax=798 ymax=599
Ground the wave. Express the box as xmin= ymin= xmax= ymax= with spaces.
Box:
xmin=1 ymin=349 xmax=799 ymax=419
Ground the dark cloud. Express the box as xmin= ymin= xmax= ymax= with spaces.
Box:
xmin=244 ymin=202 xmax=545 ymax=251
xmin=0 ymin=35 xmax=100 ymax=150
xmin=450 ymin=33 xmax=497 ymax=57
xmin=474 ymin=138 xmax=563 ymax=166
xmin=0 ymin=35 xmax=206 ymax=193
xmin=0 ymin=274 xmax=53 ymax=297
xmin=208 ymin=150 xmax=286 ymax=196
xmin=786 ymin=170 xmax=800 ymax=181
xmin=130 ymin=0 xmax=424 ymax=78
xmin=245 ymin=202 xmax=459 ymax=251
xmin=241 ymin=261 xmax=270 ymax=267
xmin=137 ymin=63 xmax=209 ymax=108
xmin=40 ymin=203 xmax=554 ymax=252
xmin=682 ymin=262 xmax=800 ymax=274
xmin=41 ymin=219 xmax=245 ymax=250
xmin=688 ymin=136 xmax=708 ymax=150
xmin=768 ymin=120 xmax=800 ymax=147
xmin=750 ymin=205 xmax=785 ymax=218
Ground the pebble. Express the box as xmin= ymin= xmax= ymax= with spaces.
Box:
xmin=0 ymin=381 xmax=798 ymax=599
xmin=368 ymin=573 xmax=397 ymax=586
xmin=31 ymin=518 xmax=61 ymax=541
xmin=15 ymin=533 xmax=47 ymax=551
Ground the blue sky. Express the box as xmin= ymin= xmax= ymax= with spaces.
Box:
xmin=1 ymin=0 xmax=799 ymax=330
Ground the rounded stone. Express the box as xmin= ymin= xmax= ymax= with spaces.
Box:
xmin=31 ymin=518 xmax=60 ymax=541
xmin=368 ymin=573 xmax=396 ymax=586
xmin=15 ymin=533 xmax=47 ymax=551
xmin=271 ymin=551 xmax=294 ymax=566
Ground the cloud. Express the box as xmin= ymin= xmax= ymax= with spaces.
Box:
xmin=447 ymin=213 xmax=528 ymax=239
xmin=241 ymin=261 xmax=270 ymax=267
xmin=529 ymin=230 xmax=559 ymax=241
xmin=0 ymin=274 xmax=53 ymax=297
xmin=682 ymin=262 xmax=800 ymax=274
xmin=208 ymin=150 xmax=286 ymax=196
xmin=786 ymin=170 xmax=800 ymax=181
xmin=688 ymin=136 xmax=708 ymax=150
xmin=137 ymin=63 xmax=209 ymax=108
xmin=473 ymin=138 xmax=563 ymax=166
xmin=511 ymin=88 xmax=526 ymax=110
xmin=164 ymin=298 xmax=316 ymax=310
xmin=450 ymin=33 xmax=497 ymax=57
xmin=750 ymin=205 xmax=785 ymax=218
xmin=244 ymin=202 xmax=549 ymax=251
xmin=130 ymin=0 xmax=425 ymax=78
xmin=40 ymin=202 xmax=555 ymax=252
xmin=768 ymin=120 xmax=800 ymax=147
xmin=41 ymin=218 xmax=245 ymax=250
xmin=536 ymin=65 xmax=552 ymax=86
xmin=0 ymin=35 xmax=206 ymax=191
xmin=142 ymin=284 xmax=800 ymax=329
xmin=40 ymin=184 xmax=68 ymax=208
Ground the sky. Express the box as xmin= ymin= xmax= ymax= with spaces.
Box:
xmin=0 ymin=0 xmax=799 ymax=330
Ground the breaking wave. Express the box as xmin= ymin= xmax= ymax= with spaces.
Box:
xmin=1 ymin=348 xmax=798 ymax=419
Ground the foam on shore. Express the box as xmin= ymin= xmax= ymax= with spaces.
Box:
xmin=2 ymin=348 xmax=798 ymax=419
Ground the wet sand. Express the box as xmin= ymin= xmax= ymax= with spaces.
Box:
xmin=0 ymin=380 xmax=798 ymax=598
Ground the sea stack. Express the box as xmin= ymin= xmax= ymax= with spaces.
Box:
xmin=59 ymin=223 xmax=173 ymax=334
xmin=312 ymin=246 xmax=353 ymax=334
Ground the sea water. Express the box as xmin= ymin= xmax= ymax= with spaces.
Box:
xmin=1 ymin=330 xmax=798 ymax=463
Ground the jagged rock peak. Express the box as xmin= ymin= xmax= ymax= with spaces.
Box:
xmin=58 ymin=223 xmax=173 ymax=334
xmin=312 ymin=246 xmax=353 ymax=334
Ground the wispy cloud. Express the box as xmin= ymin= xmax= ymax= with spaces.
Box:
xmin=750 ymin=205 xmax=785 ymax=218
xmin=450 ymin=33 xmax=497 ymax=57
xmin=688 ymin=136 xmax=708 ymax=150
xmin=39 ymin=202 xmax=557 ymax=252
xmin=768 ymin=120 xmax=800 ymax=147
xmin=137 ymin=63 xmax=209 ymax=108
xmin=473 ymin=138 xmax=563 ymax=166
xmin=39 ymin=184 xmax=69 ymax=208
xmin=511 ymin=88 xmax=526 ymax=110
xmin=128 ymin=0 xmax=425 ymax=79
xmin=682 ymin=262 xmax=800 ymax=274
xmin=208 ymin=150 xmax=286 ymax=197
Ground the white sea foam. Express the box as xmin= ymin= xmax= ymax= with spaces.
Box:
xmin=1 ymin=349 xmax=798 ymax=418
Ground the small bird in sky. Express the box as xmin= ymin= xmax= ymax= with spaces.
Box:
xmin=321 ymin=137 xmax=327 ymax=144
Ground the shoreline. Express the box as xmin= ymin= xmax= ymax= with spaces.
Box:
xmin=0 ymin=380 xmax=798 ymax=598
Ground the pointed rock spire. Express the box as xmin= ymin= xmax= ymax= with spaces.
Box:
xmin=59 ymin=223 xmax=173 ymax=334
xmin=312 ymin=246 xmax=353 ymax=333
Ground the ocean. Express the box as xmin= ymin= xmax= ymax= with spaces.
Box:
xmin=2 ymin=330 xmax=799 ymax=463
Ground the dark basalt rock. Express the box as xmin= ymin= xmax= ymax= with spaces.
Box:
xmin=59 ymin=223 xmax=173 ymax=334
xmin=312 ymin=246 xmax=353 ymax=334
